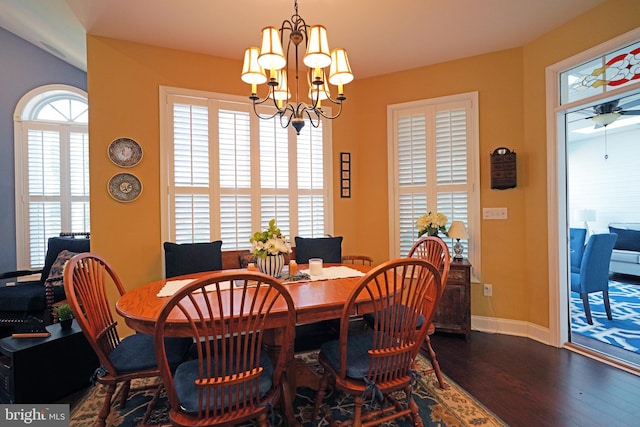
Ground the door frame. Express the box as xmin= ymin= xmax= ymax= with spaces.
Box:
xmin=546 ymin=28 xmax=640 ymax=348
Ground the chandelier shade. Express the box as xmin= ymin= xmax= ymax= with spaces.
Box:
xmin=258 ymin=27 xmax=286 ymax=72
xmin=304 ymin=25 xmax=331 ymax=69
xmin=241 ymin=47 xmax=267 ymax=91
xmin=241 ymin=0 xmax=353 ymax=134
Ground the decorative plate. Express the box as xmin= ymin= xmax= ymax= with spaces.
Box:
xmin=108 ymin=173 xmax=143 ymax=202
xmin=108 ymin=137 xmax=143 ymax=167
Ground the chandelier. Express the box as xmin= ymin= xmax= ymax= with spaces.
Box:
xmin=241 ymin=0 xmax=353 ymax=135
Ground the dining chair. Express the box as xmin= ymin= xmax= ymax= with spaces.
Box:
xmin=64 ymin=253 xmax=193 ymax=427
xmin=341 ymin=254 xmax=374 ymax=266
xmin=570 ymin=228 xmax=587 ymax=274
xmin=154 ymin=270 xmax=297 ymax=427
xmin=571 ymin=233 xmax=618 ymax=325
xmin=295 ymin=236 xmax=343 ymax=264
xmin=312 ymin=258 xmax=442 ymax=426
xmin=163 ymin=240 xmax=223 ymax=278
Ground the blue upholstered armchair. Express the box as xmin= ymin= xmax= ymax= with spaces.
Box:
xmin=0 ymin=234 xmax=90 ymax=332
xmin=570 ymin=233 xmax=617 ymax=325
xmin=569 ymin=228 xmax=587 ymax=274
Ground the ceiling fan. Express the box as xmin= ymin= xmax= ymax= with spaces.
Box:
xmin=587 ymin=98 xmax=640 ymax=128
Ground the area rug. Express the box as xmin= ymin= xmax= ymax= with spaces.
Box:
xmin=70 ymin=351 xmax=506 ymax=427
xmin=571 ymin=280 xmax=640 ymax=354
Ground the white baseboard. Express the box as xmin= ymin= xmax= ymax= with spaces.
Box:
xmin=471 ymin=315 xmax=552 ymax=346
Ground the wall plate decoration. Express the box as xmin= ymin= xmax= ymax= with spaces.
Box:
xmin=108 ymin=172 xmax=143 ymax=202
xmin=108 ymin=137 xmax=143 ymax=167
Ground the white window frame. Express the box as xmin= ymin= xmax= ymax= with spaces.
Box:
xmin=13 ymin=84 xmax=89 ymax=269
xmin=159 ymin=86 xmax=334 ymax=250
xmin=387 ymin=92 xmax=480 ymax=279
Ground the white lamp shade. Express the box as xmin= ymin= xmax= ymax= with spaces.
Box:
xmin=329 ymin=48 xmax=354 ymax=86
xmin=258 ymin=27 xmax=286 ymax=71
xmin=309 ymin=72 xmax=331 ymax=102
xmin=447 ymin=221 xmax=469 ymax=239
xmin=304 ymin=25 xmax=332 ymax=69
xmin=592 ymin=113 xmax=620 ymax=127
xmin=271 ymin=70 xmax=291 ymax=101
xmin=241 ymin=47 xmax=267 ymax=85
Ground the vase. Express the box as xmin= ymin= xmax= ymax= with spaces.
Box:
xmin=256 ymin=253 xmax=285 ymax=278
xmin=60 ymin=318 xmax=73 ymax=330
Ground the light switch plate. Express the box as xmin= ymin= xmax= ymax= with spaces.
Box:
xmin=483 ymin=207 xmax=508 ymax=220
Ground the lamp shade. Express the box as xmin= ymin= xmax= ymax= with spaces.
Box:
xmin=447 ymin=221 xmax=469 ymax=239
xmin=592 ymin=113 xmax=620 ymax=127
xmin=329 ymin=48 xmax=354 ymax=86
xmin=258 ymin=27 xmax=286 ymax=71
xmin=304 ymin=25 xmax=332 ymax=69
xmin=241 ymin=47 xmax=267 ymax=85
xmin=309 ymin=72 xmax=331 ymax=102
xmin=271 ymin=70 xmax=290 ymax=101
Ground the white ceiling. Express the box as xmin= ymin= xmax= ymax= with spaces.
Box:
xmin=1 ymin=0 xmax=608 ymax=78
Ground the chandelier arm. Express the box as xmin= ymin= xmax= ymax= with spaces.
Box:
xmin=251 ymin=100 xmax=282 ymax=121
xmin=311 ymin=101 xmax=344 ymax=121
xmin=300 ymin=106 xmax=322 ymax=129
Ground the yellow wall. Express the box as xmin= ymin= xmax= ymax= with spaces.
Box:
xmin=87 ymin=0 xmax=640 ymax=333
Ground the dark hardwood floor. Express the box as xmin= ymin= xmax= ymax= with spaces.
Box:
xmin=430 ymin=331 xmax=640 ymax=427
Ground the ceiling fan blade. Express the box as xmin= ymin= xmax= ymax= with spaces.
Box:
xmin=618 ymin=98 xmax=640 ymax=110
xmin=620 ymin=110 xmax=640 ymax=115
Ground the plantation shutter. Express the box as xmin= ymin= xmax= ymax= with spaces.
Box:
xmin=27 ymin=128 xmax=62 ymax=266
xmin=390 ymin=95 xmax=476 ymax=266
xmin=172 ymin=100 xmax=211 ymax=244
xmin=163 ymin=88 xmax=332 ymax=250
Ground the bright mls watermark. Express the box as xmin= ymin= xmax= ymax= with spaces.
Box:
xmin=0 ymin=404 xmax=69 ymax=426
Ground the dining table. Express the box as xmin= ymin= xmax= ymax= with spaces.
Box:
xmin=115 ymin=263 xmax=373 ymax=426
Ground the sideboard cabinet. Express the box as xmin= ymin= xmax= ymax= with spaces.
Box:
xmin=432 ymin=259 xmax=471 ymax=339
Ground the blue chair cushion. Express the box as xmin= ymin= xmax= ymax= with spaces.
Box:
xmin=362 ymin=305 xmax=425 ymax=330
xmin=173 ymin=350 xmax=274 ymax=413
xmin=164 ymin=241 xmax=223 ymax=278
xmin=109 ymin=333 xmax=192 ymax=374
xmin=319 ymin=332 xmax=375 ymax=379
xmin=294 ymin=236 xmax=343 ymax=264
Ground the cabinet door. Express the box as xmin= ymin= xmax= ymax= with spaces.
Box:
xmin=433 ymin=261 xmax=470 ymax=338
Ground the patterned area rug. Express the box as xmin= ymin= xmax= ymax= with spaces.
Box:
xmin=571 ymin=280 xmax=640 ymax=354
xmin=70 ymin=351 xmax=506 ymax=427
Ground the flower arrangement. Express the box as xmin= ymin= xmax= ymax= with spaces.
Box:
xmin=250 ymin=219 xmax=292 ymax=259
xmin=416 ymin=211 xmax=448 ymax=237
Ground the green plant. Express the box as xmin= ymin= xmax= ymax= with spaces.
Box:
xmin=249 ymin=219 xmax=292 ymax=259
xmin=56 ymin=303 xmax=74 ymax=321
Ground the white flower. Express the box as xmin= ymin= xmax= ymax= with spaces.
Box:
xmin=416 ymin=211 xmax=448 ymax=237
xmin=250 ymin=219 xmax=292 ymax=258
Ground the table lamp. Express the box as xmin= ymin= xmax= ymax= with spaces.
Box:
xmin=447 ymin=221 xmax=469 ymax=260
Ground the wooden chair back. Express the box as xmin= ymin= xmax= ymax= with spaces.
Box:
xmin=154 ymin=271 xmax=296 ymax=426
xmin=341 ymin=254 xmax=374 ymax=266
xmin=408 ymin=235 xmax=451 ymax=286
xmin=339 ymin=258 xmax=441 ymax=384
xmin=315 ymin=258 xmax=442 ymax=425
xmin=63 ymin=253 xmax=126 ymax=374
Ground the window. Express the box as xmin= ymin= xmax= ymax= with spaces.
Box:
xmin=160 ymin=87 xmax=333 ymax=251
xmin=387 ymin=92 xmax=480 ymax=276
xmin=14 ymin=85 xmax=89 ymax=269
xmin=560 ymin=40 xmax=640 ymax=105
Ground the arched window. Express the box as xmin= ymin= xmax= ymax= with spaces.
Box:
xmin=14 ymin=85 xmax=89 ymax=269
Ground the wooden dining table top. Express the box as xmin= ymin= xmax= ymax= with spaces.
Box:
xmin=116 ymin=263 xmax=372 ymax=335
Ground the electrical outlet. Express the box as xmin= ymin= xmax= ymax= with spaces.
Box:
xmin=483 ymin=283 xmax=493 ymax=297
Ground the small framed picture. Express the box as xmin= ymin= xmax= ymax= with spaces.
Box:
xmin=340 ymin=152 xmax=351 ymax=198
